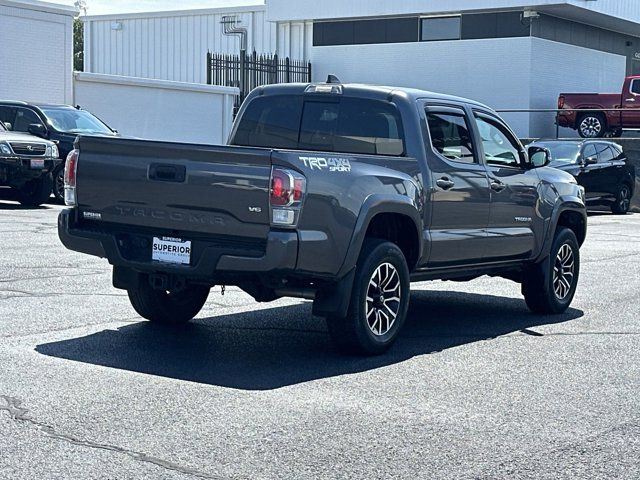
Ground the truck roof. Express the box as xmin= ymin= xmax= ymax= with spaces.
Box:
xmin=256 ymin=81 xmax=492 ymax=110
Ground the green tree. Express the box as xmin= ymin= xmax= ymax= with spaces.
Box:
xmin=74 ymin=18 xmax=84 ymax=72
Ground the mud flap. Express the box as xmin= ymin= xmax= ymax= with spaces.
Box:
xmin=312 ymin=269 xmax=356 ymax=318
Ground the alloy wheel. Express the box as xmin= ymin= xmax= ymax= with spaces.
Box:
xmin=579 ymin=117 xmax=602 ymax=138
xmin=619 ymin=186 xmax=631 ymax=212
xmin=54 ymin=167 xmax=65 ymax=201
xmin=365 ymin=262 xmax=401 ymax=336
xmin=553 ymin=243 xmax=575 ymax=300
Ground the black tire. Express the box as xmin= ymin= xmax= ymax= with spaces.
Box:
xmin=522 ymin=227 xmax=580 ymax=314
xmin=610 ymin=183 xmax=632 ymax=215
xmin=577 ymin=113 xmax=606 ymax=138
xmin=326 ymin=239 xmax=410 ymax=355
xmin=128 ymin=281 xmax=210 ymax=324
xmin=52 ymin=164 xmax=65 ymax=203
xmin=611 ymin=129 xmax=623 ymax=138
xmin=14 ymin=176 xmax=52 ymax=207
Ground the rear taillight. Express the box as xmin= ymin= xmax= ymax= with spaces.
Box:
xmin=64 ymin=148 xmax=79 ymax=206
xmin=270 ymin=167 xmax=306 ymax=227
xmin=558 ymin=95 xmax=565 ymax=109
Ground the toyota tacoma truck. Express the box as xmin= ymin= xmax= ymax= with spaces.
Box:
xmin=557 ymin=76 xmax=640 ymax=138
xmin=58 ymin=79 xmax=587 ymax=355
xmin=0 ymin=120 xmax=60 ymax=206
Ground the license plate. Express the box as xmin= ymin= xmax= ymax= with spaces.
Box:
xmin=152 ymin=237 xmax=191 ymax=265
xmin=30 ymin=159 xmax=45 ymax=169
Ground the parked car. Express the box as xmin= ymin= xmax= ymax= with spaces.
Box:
xmin=0 ymin=101 xmax=117 ymax=202
xmin=557 ymin=76 xmax=640 ymax=138
xmin=0 ymin=120 xmax=61 ymax=206
xmin=529 ymin=140 xmax=635 ymax=214
xmin=58 ymin=79 xmax=587 ymax=355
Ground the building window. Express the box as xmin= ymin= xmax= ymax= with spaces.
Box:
xmin=461 ymin=12 xmax=530 ymax=40
xmin=313 ymin=17 xmax=419 ymax=46
xmin=421 ymin=16 xmax=461 ymax=42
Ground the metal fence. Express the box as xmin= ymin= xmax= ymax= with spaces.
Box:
xmin=206 ymin=50 xmax=312 ymax=115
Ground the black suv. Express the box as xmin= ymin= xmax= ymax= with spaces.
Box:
xmin=530 ymin=140 xmax=635 ymax=214
xmin=0 ymin=101 xmax=117 ymax=202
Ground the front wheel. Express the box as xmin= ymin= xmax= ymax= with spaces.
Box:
xmin=610 ymin=183 xmax=632 ymax=215
xmin=14 ymin=176 xmax=52 ymax=207
xmin=52 ymin=164 xmax=65 ymax=203
xmin=128 ymin=281 xmax=210 ymax=324
xmin=577 ymin=113 xmax=606 ymax=138
xmin=326 ymin=239 xmax=410 ymax=355
xmin=522 ymin=227 xmax=580 ymax=314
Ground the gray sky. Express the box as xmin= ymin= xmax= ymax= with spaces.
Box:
xmin=56 ymin=0 xmax=263 ymax=15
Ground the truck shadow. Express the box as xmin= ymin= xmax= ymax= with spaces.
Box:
xmin=36 ymin=290 xmax=583 ymax=390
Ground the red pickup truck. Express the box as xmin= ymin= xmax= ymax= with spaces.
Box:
xmin=557 ymin=76 xmax=640 ymax=138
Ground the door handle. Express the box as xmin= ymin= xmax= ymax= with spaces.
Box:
xmin=626 ymin=98 xmax=636 ymax=102
xmin=490 ymin=180 xmax=506 ymax=192
xmin=436 ymin=177 xmax=455 ymax=190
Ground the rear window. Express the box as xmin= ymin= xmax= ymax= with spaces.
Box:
xmin=231 ymin=95 xmax=405 ymax=156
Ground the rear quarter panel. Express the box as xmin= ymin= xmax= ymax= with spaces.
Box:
xmin=272 ymin=150 xmax=422 ymax=276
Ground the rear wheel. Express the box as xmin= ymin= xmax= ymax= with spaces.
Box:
xmin=522 ymin=227 xmax=580 ymax=314
xmin=577 ymin=113 xmax=606 ymax=138
xmin=610 ymin=183 xmax=632 ymax=215
xmin=128 ymin=281 xmax=210 ymax=324
xmin=326 ymin=239 xmax=410 ymax=355
xmin=14 ymin=176 xmax=52 ymax=206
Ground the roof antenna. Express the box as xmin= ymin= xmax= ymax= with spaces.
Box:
xmin=326 ymin=74 xmax=341 ymax=84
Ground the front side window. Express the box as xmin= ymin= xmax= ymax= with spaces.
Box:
xmin=426 ymin=111 xmax=476 ymax=163
xmin=13 ymin=108 xmax=41 ymax=132
xmin=582 ymin=144 xmax=597 ymax=162
xmin=474 ymin=115 xmax=521 ymax=168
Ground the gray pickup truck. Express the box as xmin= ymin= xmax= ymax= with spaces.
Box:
xmin=58 ymin=79 xmax=587 ymax=355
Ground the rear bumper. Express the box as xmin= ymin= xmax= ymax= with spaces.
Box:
xmin=57 ymin=208 xmax=298 ymax=278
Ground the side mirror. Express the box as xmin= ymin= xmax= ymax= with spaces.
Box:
xmin=527 ymin=146 xmax=550 ymax=168
xmin=28 ymin=123 xmax=48 ymax=138
xmin=583 ymin=156 xmax=597 ymax=166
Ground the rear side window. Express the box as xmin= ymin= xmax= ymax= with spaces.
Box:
xmin=631 ymin=79 xmax=640 ymax=95
xmin=0 ymin=106 xmax=17 ymax=130
xmin=596 ymin=144 xmax=615 ymax=163
xmin=13 ymin=108 xmax=41 ymax=132
xmin=299 ymin=98 xmax=405 ymax=156
xmin=426 ymin=111 xmax=476 ymax=163
xmin=231 ymin=95 xmax=302 ymax=149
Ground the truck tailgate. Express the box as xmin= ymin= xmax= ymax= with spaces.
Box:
xmin=75 ymin=136 xmax=272 ymax=240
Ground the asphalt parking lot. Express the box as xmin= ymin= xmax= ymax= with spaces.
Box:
xmin=0 ymin=193 xmax=639 ymax=479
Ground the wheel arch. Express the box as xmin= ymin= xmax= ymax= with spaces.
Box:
xmin=338 ymin=195 xmax=423 ymax=277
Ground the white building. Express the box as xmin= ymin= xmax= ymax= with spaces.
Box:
xmin=81 ymin=0 xmax=640 ymax=138
xmin=0 ymin=0 xmax=77 ymax=104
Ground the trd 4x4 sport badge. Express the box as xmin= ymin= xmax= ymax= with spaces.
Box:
xmin=299 ymin=156 xmax=351 ymax=173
